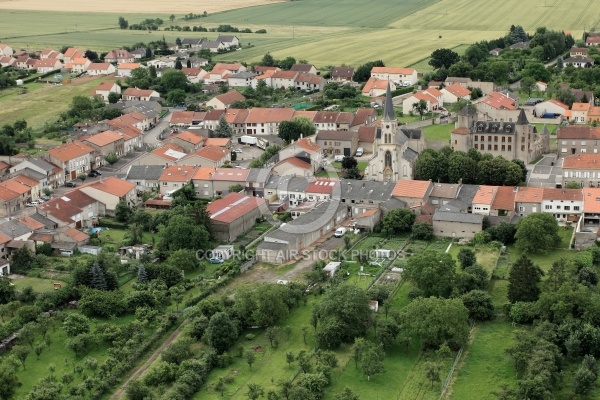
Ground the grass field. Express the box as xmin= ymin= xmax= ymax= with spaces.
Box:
xmin=10 ymin=275 xmax=67 ymax=293
xmin=3 ymin=0 xmax=600 ymax=67
xmin=423 ymin=123 xmax=453 ymax=142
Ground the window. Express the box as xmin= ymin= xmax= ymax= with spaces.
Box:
xmin=162 ymin=182 xmax=167 ymax=186
xmin=488 ymin=144 xmax=492 ymax=150
xmin=502 ymin=137 xmax=506 ymax=142
xmin=561 ymin=140 xmax=567 ymax=145
xmin=521 ymin=145 xmax=525 ymax=151
xmin=474 ymin=135 xmax=478 ymax=141
xmin=521 ymin=136 xmax=525 ymax=142
xmin=574 ymin=206 xmax=580 ymax=211
xmin=519 ymin=206 xmax=524 ymax=212
xmin=494 ymin=145 xmax=498 ymax=151
xmin=508 ymin=145 xmax=512 ymax=151
xmin=508 ymin=137 xmax=512 ymax=143
xmin=488 ymin=136 xmax=492 ymax=142
xmin=564 ymin=206 xmax=570 ymax=211
xmin=474 ymin=144 xmax=478 ymax=150
xmin=545 ymin=205 xmax=552 ymax=210
xmin=556 ymin=205 xmax=561 ymax=210
xmin=502 ymin=145 xmax=505 ymax=151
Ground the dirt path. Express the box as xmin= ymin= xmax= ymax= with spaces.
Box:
xmin=109 ymin=325 xmax=183 ymax=400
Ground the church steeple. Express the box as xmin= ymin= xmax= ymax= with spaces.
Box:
xmin=383 ymin=82 xmax=395 ymax=121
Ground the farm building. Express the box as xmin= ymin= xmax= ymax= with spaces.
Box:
xmin=206 ymin=193 xmax=267 ymax=242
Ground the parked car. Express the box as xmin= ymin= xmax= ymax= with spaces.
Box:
xmin=64 ymin=182 xmax=76 ymax=187
xmin=334 ymin=227 xmax=347 ymax=238
xmin=209 ymin=257 xmax=224 ymax=264
xmin=26 ymin=201 xmax=40 ymax=207
xmin=232 ymin=148 xmax=243 ymax=153
xmin=88 ymin=171 xmax=100 ymax=178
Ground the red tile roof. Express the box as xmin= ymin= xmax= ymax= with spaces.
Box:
xmin=542 ymin=188 xmax=583 ymax=201
xmin=204 ymin=138 xmax=231 ymax=148
xmin=123 ymin=87 xmax=158 ymax=97
xmin=83 ymin=131 xmax=122 ymax=147
xmin=246 ymin=108 xmax=295 ymax=123
xmin=210 ymin=90 xmax=245 ymax=106
xmin=480 ymin=92 xmax=517 ymax=110
xmin=296 ymin=137 xmax=321 ymax=153
xmin=358 ymin=126 xmax=377 ymax=143
xmin=557 ymin=126 xmax=600 ymax=139
xmin=88 ymin=63 xmax=112 ymax=71
xmin=362 ymin=77 xmax=388 ymax=93
xmin=0 ymin=179 xmax=31 ymax=195
xmin=275 ymin=157 xmax=312 ymax=170
xmin=491 ymin=186 xmax=516 ymax=210
xmin=444 ymin=83 xmax=471 ymax=98
xmin=192 ymin=145 xmax=229 ymax=162
xmin=47 ymin=142 xmax=94 ymax=162
xmin=371 ymin=67 xmax=415 ymax=75
xmin=192 ymin=167 xmax=216 ymax=180
xmin=562 ymin=153 xmax=600 ymax=169
xmin=474 ymin=185 xmax=498 ymax=205
xmin=17 ymin=216 xmax=44 ymax=230
xmin=211 ymin=168 xmax=249 ymax=182
xmin=59 ymin=189 xmax=96 ymax=208
xmin=0 ymin=231 xmax=12 ymax=244
xmin=392 ymin=180 xmax=432 ymax=199
xmin=572 ymin=102 xmax=590 ymax=112
xmin=515 ymin=187 xmax=544 ymax=203
xmin=150 ymin=144 xmax=187 ymax=161
xmin=117 ymin=63 xmax=141 ymax=70
xmin=86 ymin=177 xmax=135 ymax=197
xmin=62 ymin=227 xmax=89 ymax=242
xmin=170 ymin=111 xmax=206 ymax=125
xmin=306 ymin=179 xmax=338 ymax=194
xmin=548 ymin=99 xmax=569 ymax=110
xmin=583 ymin=188 xmax=600 ymax=213
xmin=206 ymin=192 xmax=266 ymax=223
xmin=173 ymin=130 xmax=205 ymax=145
xmin=159 ymin=166 xmax=197 ymax=182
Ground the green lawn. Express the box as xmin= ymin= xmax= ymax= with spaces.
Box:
xmin=10 ymin=275 xmax=67 ymax=293
xmin=448 ymin=321 xmax=517 ymax=400
xmin=423 ymin=123 xmax=453 ymax=142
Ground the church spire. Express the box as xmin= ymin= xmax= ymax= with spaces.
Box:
xmin=383 ymin=82 xmax=395 ymax=121
xmin=516 ymin=108 xmax=528 ymax=125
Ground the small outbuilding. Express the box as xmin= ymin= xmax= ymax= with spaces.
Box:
xmin=323 ymin=261 xmax=341 ymax=277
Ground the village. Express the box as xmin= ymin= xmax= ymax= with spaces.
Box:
xmin=0 ymin=21 xmax=600 ymax=400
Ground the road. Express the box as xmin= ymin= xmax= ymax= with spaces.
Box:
xmin=144 ymin=110 xmax=173 ymax=147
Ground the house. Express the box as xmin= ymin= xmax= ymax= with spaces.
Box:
xmin=392 ymin=180 xmax=433 ymax=207
xmin=0 ymin=44 xmax=14 ymax=57
xmin=9 ymin=158 xmax=63 ymax=189
xmin=226 ymin=71 xmax=257 ymax=87
xmin=108 ymin=113 xmax=148 ymax=132
xmin=14 ymin=55 xmax=33 ymax=70
xmin=371 ymin=67 xmax=418 ymax=85
xmin=245 ymin=168 xmax=272 ymax=198
xmin=290 ymin=64 xmax=318 ymax=75
xmin=541 ymin=188 xmax=583 ymax=222
xmin=191 ymin=167 xmax=217 ymax=198
xmin=104 ymin=49 xmax=135 ymax=64
xmin=271 ymin=70 xmax=299 ymax=89
xmin=216 ymin=35 xmax=240 ymax=48
xmin=562 ymin=154 xmax=600 ymax=187
xmin=210 ymin=62 xmax=246 ymax=77
xmin=306 ymin=179 xmax=338 ymax=202
xmin=169 ymin=111 xmax=206 ymax=127
xmin=210 ymin=168 xmax=250 ymax=195
xmin=568 ymin=102 xmax=591 ymax=124
xmin=206 ymin=90 xmax=245 ymax=110
xmin=244 ymin=108 xmax=296 ymax=135
xmin=0 ymin=56 xmax=16 ymax=68
xmin=135 ymin=144 xmax=187 ymax=166
xmin=515 ymin=187 xmax=544 ymax=216
xmin=62 ymin=47 xmax=83 ymax=63
xmin=204 ymin=138 xmax=231 ymax=148
xmin=181 ymin=67 xmax=207 ymax=84
xmin=536 ymin=82 xmax=548 ymax=92
xmin=206 ymin=192 xmax=266 ymax=242
xmin=264 ymin=175 xmax=309 ymax=208
xmin=92 ymin=82 xmax=121 ymax=102
xmin=158 ymin=165 xmax=196 ymax=195
xmin=441 ymin=83 xmax=471 ymax=104
xmin=131 ymin=47 xmax=149 ymax=59
xmin=295 ymin=73 xmax=325 ymax=91
xmin=66 ymin=57 xmax=92 ymax=73
xmin=357 ymin=126 xmax=377 ymax=154
xmin=564 ymin=56 xmax=594 ymax=68
xmin=200 ymin=40 xmax=227 ymax=53
xmin=176 ymin=145 xmax=230 ymax=168
xmin=147 ymin=57 xmax=176 ymax=69
xmin=33 ymin=58 xmax=62 ymax=73
xmin=0 ymin=182 xmax=28 ymax=216
xmin=489 ymin=48 xmax=503 ymax=56
xmin=272 ymin=157 xmax=314 ymax=178
xmin=323 ymin=262 xmax=341 ymax=277
xmin=37 ymin=191 xmax=95 ymax=228
xmin=331 ymin=66 xmax=354 ymax=82
xmin=586 ymin=36 xmax=600 ymax=46
xmin=82 ymin=131 xmax=125 ymax=167
xmin=278 ymin=137 xmax=323 ymax=174
xmin=351 ymin=108 xmax=378 ymax=128
xmin=534 ymin=99 xmax=569 ymax=118
xmin=12 ymin=175 xmax=42 ymax=201
xmin=316 ymin=130 xmax=359 ymax=157
xmin=472 ymin=185 xmax=498 ymax=215
xmin=256 ymin=200 xmax=348 ymax=263
xmin=432 ymin=210 xmax=484 ymax=239
xmin=589 ymin=106 xmax=600 ymax=124
xmin=254 ymin=65 xmax=280 ymax=73
xmin=557 ymin=126 xmax=600 ymax=155
xmin=402 ymin=91 xmax=439 ymax=113
xmin=490 ymin=186 xmax=516 ymax=216
xmin=169 ymin=130 xmax=205 ymax=152
xmin=125 ymin=165 xmax=165 ymax=193
xmin=122 ymin=87 xmax=160 ymax=102
xmin=180 ymin=38 xmax=204 ymax=49
xmin=313 ymin=111 xmax=354 ymax=131
xmin=475 ymin=91 xmax=517 ymax=111
xmin=252 ymin=69 xmax=278 ymax=88
xmin=39 ymin=48 xmax=63 ymax=60
xmin=87 ymin=63 xmax=116 ymax=76
xmin=117 ymin=63 xmax=142 ymax=77
xmin=44 ymin=142 xmax=94 ymax=181
xmin=362 ymin=77 xmax=395 ymax=97
xmin=571 ymin=46 xmax=589 ymax=57
xmin=428 ymin=183 xmax=462 ymax=209
xmin=79 ymin=177 xmax=137 ymax=211
xmin=184 ymin=56 xmax=209 ymax=68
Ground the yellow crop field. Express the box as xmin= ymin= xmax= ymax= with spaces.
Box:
xmin=0 ymin=0 xmax=284 ymax=14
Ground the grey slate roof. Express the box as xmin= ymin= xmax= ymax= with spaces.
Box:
xmin=264 ymin=176 xmax=309 ymax=193
xmin=456 ymin=184 xmax=479 ymax=205
xmin=0 ymin=220 xmax=32 ymax=238
xmin=516 ymin=108 xmax=529 ymax=125
xmin=383 ymin=83 xmax=395 ymax=121
xmin=27 ymin=158 xmax=57 ymax=173
xmin=380 ymin=197 xmax=407 ymax=212
xmin=126 ymin=165 xmax=165 ymax=181
xmin=339 ymin=179 xmax=394 ymax=203
xmin=246 ymin=168 xmax=272 ymax=184
xmin=17 ymin=168 xmax=46 ymax=181
xmin=402 ymin=148 xmax=419 ymax=162
xmin=474 ymin=121 xmax=516 ymax=134
xmin=401 ymin=128 xmax=422 ymax=140
xmin=433 ymin=211 xmax=483 ymax=224
xmin=216 ymin=35 xmax=238 ymax=42
xmin=268 ymin=200 xmax=345 ymax=241
xmin=229 ymin=71 xmax=258 ymax=79
xmin=29 ymin=213 xmax=57 ymax=229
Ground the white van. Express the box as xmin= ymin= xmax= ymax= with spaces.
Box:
xmin=355 ymin=147 xmax=364 ymax=157
xmin=334 ymin=155 xmax=345 ymax=162
xmin=334 ymin=227 xmax=347 ymax=238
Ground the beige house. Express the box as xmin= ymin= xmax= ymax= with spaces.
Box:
xmin=134 ymin=144 xmax=187 ymax=166
xmin=117 ymin=63 xmax=143 ymax=77
xmin=207 ymin=192 xmax=267 ymax=242
xmin=191 ymin=167 xmax=216 ymax=198
xmin=432 ymin=211 xmax=483 ymax=239
xmin=104 ymin=49 xmax=135 ymax=64
xmin=122 ymin=88 xmax=160 ymax=102
xmin=392 ymin=180 xmax=433 ymax=207
xmin=66 ymin=57 xmax=92 ymax=73
xmin=316 ymin=130 xmax=358 ymax=156
xmin=169 ymin=130 xmax=205 ymax=153
xmin=371 ymin=67 xmax=418 ymax=85
xmin=181 ymin=67 xmax=207 ymax=84
xmin=206 ymin=90 xmax=245 ymax=110
xmin=441 ymin=84 xmax=471 ymax=104
xmin=44 ymin=141 xmax=94 ymax=181
xmin=87 ymin=63 xmax=116 ymax=76
xmin=92 ymin=82 xmax=121 ymax=102
xmin=176 ymin=145 xmax=230 ymax=168
xmin=272 ymin=157 xmax=314 ymax=178
xmin=362 ymin=77 xmax=394 ymax=97
xmin=557 ymin=126 xmax=600 ymax=155
xmin=271 ymin=71 xmax=299 ymax=89
xmin=562 ymin=154 xmax=600 ymax=187
xmin=515 ymin=187 xmax=543 ymax=217
xmin=158 ymin=166 xmax=196 ymax=195
xmin=82 ymin=131 xmax=125 ymax=167
xmin=294 ymin=73 xmax=325 ymax=91
xmin=80 ymin=177 xmax=137 ymax=212
xmin=0 ymin=184 xmax=27 ymax=217
xmin=278 ymin=137 xmax=324 ymax=174
xmin=34 ymin=58 xmax=62 ymax=73
xmin=0 ymin=44 xmax=14 ymax=57
xmin=568 ymin=102 xmax=591 ymax=124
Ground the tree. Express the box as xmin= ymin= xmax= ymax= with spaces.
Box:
xmin=341 ymin=156 xmax=357 ymax=170
xmin=353 ymin=60 xmax=384 ymax=82
xmin=0 ymin=363 xmax=20 ymax=399
xmin=507 ymin=256 xmax=543 ymax=303
xmin=160 ymin=69 xmax=188 ymax=92
xmin=167 ymin=88 xmax=186 ymax=106
xmin=429 ymin=48 xmax=460 ymax=69
xmin=312 ymin=285 xmax=371 ymax=349
xmin=246 ymin=351 xmax=256 ymax=369
xmin=107 ymin=91 xmax=121 ymax=104
xmin=285 ymin=351 xmax=295 ymax=368
xmin=404 ymin=250 xmax=456 ymax=298
xmin=277 ymin=116 xmax=316 ymax=143
xmin=115 ymin=200 xmax=132 ymax=223
xmin=460 ymin=290 xmax=494 ymax=320
xmin=401 ymin=297 xmax=469 ymax=349
xmin=34 ymin=342 xmax=45 ymax=360
xmin=376 ymin=319 xmax=400 ymax=348
xmin=278 ymin=56 xmax=296 ymax=71
xmin=359 ymin=342 xmax=385 ymax=381
xmin=246 ymin=383 xmax=265 ymax=400
xmin=104 ymin=151 xmax=119 ymax=165
xmin=266 ymin=326 xmax=280 ymax=348
xmin=573 ymin=364 xmax=597 ymax=396
xmin=157 ymin=214 xmax=210 ymax=255
xmin=137 ymin=265 xmax=149 ymax=284
xmin=214 ymin=115 xmax=233 ymax=138
xmin=0 ymin=277 xmax=16 ymax=304
xmin=515 ymin=213 xmax=561 ymax=254
xmin=77 ymin=173 xmax=87 ymax=183
xmin=118 ymin=16 xmax=129 ymax=29
xmin=382 ymin=208 xmax=416 ymax=235
xmin=10 ymin=247 xmax=34 ymax=273
xmin=63 ymin=313 xmax=91 ymax=337
xmin=167 ymin=249 xmax=197 ymax=272
xmin=13 ymin=345 xmax=30 ymax=369
xmin=412 ymin=99 xmax=428 ymax=119
xmin=169 ymin=14 xmax=176 ymax=22
xmin=520 ymin=77 xmax=536 ymax=97
xmin=425 ymin=362 xmax=442 ymax=388
xmin=261 ymin=53 xmax=275 ymax=67
xmin=457 ymin=248 xmax=476 ymax=269
xmin=411 ymin=222 xmax=434 ymax=241
xmin=205 ymin=312 xmax=238 ymax=354
xmin=334 ymin=387 xmax=360 ymax=400
xmin=126 ymin=379 xmax=152 ymax=400
xmin=18 ymin=323 xmax=36 ymax=348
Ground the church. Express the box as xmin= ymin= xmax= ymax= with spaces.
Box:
xmin=366 ymin=84 xmax=425 ymax=182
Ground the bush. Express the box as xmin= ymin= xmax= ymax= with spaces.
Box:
xmin=78 ymin=289 xmax=127 ymax=318
xmin=460 ymin=290 xmax=495 ymax=321
xmin=508 ymin=301 xmax=538 ymax=324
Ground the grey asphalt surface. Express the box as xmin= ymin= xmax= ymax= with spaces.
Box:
xmin=528 ymin=154 xmax=561 ymax=188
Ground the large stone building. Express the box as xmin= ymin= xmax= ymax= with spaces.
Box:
xmin=450 ymin=106 xmax=549 ymax=163
xmin=366 ymin=84 xmax=424 ymax=182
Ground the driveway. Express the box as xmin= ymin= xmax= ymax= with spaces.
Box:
xmin=143 ymin=110 xmax=172 ymax=147
xmin=528 ymin=154 xmax=561 ymax=187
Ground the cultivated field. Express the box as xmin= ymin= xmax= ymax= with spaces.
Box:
xmin=0 ymin=0 xmax=284 ymax=14
xmin=2 ymin=0 xmax=600 ymax=67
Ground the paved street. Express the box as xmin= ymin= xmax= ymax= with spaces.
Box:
xmin=528 ymin=154 xmax=562 ymax=188
xmin=144 ymin=110 xmax=173 ymax=147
